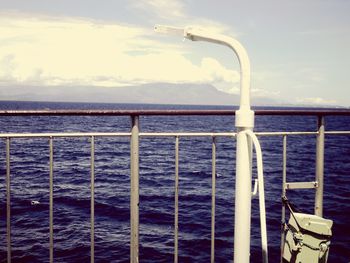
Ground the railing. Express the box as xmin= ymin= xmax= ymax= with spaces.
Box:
xmin=1 ymin=109 xmax=350 ymax=263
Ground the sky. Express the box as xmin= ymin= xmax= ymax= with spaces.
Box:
xmin=0 ymin=0 xmax=349 ymax=106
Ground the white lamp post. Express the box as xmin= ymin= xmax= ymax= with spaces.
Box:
xmin=155 ymin=25 xmax=255 ymax=263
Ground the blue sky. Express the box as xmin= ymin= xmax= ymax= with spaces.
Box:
xmin=0 ymin=0 xmax=349 ymax=106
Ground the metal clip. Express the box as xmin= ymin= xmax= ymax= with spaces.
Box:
xmin=252 ymin=178 xmax=258 ymax=197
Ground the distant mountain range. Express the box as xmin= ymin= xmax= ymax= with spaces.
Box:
xmin=0 ymin=83 xmax=282 ymax=106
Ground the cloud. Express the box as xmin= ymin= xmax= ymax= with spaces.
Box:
xmin=251 ymin=88 xmax=280 ymax=98
xmin=129 ymin=0 xmax=233 ymax=35
xmin=298 ymin=67 xmax=324 ymax=83
xmin=131 ymin=0 xmax=186 ymax=20
xmin=201 ymin=57 xmax=240 ymax=93
xmin=296 ymin=97 xmax=337 ymax=105
xmin=0 ymin=13 xmax=239 ymax=93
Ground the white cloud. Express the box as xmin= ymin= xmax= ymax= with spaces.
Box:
xmin=0 ymin=13 xmax=239 ymax=92
xmin=201 ymin=57 xmax=240 ymax=93
xmin=251 ymin=88 xmax=280 ymax=98
xmin=129 ymin=0 xmax=233 ymax=35
xmin=298 ymin=67 xmax=324 ymax=83
xmin=296 ymin=97 xmax=337 ymax=105
xmin=132 ymin=0 xmax=186 ymax=20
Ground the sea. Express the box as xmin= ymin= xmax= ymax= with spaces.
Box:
xmin=0 ymin=101 xmax=349 ymax=263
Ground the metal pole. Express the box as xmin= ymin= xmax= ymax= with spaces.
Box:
xmin=234 ymin=129 xmax=253 ymax=263
xmin=280 ymin=135 xmax=287 ymax=263
xmin=154 ymin=25 xmax=254 ymax=263
xmin=6 ymin=138 xmax=11 ymax=263
xmin=211 ymin=137 xmax=216 ymax=263
xmin=49 ymin=137 xmax=54 ymax=263
xmin=315 ymin=116 xmax=325 ymax=216
xmin=174 ymin=136 xmax=179 ymax=263
xmin=91 ymin=136 xmax=95 ymax=263
xmin=130 ymin=115 xmax=140 ymax=263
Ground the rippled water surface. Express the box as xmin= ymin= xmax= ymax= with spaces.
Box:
xmin=0 ymin=101 xmax=350 ymax=262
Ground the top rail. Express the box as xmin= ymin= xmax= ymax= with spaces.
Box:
xmin=0 ymin=109 xmax=350 ymax=116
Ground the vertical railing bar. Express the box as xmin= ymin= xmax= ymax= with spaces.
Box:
xmin=315 ymin=115 xmax=325 ymax=216
xmin=49 ymin=136 xmax=54 ymax=263
xmin=280 ymin=135 xmax=287 ymax=263
xmin=6 ymin=137 xmax=11 ymax=263
xmin=90 ymin=136 xmax=95 ymax=263
xmin=211 ymin=136 xmax=216 ymax=263
xmin=174 ymin=136 xmax=179 ymax=263
xmin=130 ymin=116 xmax=139 ymax=263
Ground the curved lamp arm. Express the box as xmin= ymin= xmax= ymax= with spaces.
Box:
xmin=154 ymin=25 xmax=254 ymax=128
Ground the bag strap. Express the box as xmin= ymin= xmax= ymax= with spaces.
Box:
xmin=282 ymin=196 xmax=303 ymax=231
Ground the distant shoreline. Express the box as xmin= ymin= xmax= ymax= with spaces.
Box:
xmin=0 ymin=100 xmax=347 ymax=110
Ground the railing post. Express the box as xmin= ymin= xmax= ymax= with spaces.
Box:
xmin=130 ymin=115 xmax=140 ymax=263
xmin=315 ymin=116 xmax=325 ymax=216
xmin=6 ymin=138 xmax=11 ymax=263
xmin=174 ymin=136 xmax=179 ymax=263
xmin=280 ymin=135 xmax=287 ymax=263
xmin=90 ymin=136 xmax=95 ymax=263
xmin=49 ymin=137 xmax=54 ymax=263
xmin=211 ymin=136 xmax=216 ymax=263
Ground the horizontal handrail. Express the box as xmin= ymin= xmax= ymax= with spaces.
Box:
xmin=0 ymin=132 xmax=132 ymax=138
xmin=325 ymin=131 xmax=350 ymax=135
xmin=0 ymin=131 xmax=322 ymax=138
xmin=140 ymin=132 xmax=236 ymax=137
xmin=0 ymin=109 xmax=350 ymax=116
xmin=4 ymin=131 xmax=350 ymax=138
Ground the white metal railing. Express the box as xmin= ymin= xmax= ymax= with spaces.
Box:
xmin=1 ymin=111 xmax=350 ymax=263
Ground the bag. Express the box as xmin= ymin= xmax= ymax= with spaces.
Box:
xmin=282 ymin=201 xmax=333 ymax=263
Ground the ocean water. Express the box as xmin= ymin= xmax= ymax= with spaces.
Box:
xmin=0 ymin=101 xmax=349 ymax=263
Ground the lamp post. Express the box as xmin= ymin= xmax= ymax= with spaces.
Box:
xmin=155 ymin=25 xmax=254 ymax=263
